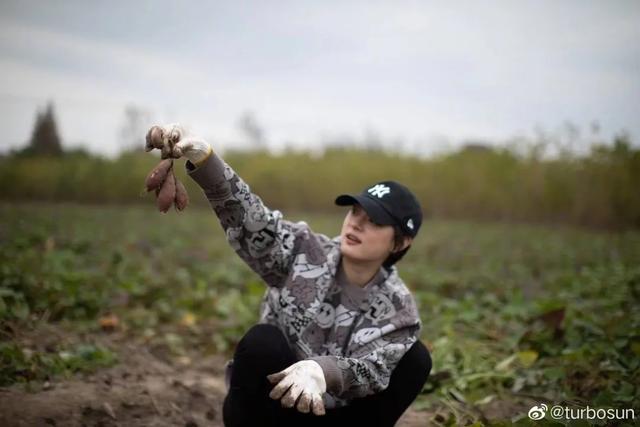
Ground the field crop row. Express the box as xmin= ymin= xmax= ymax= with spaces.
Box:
xmin=0 ymin=203 xmax=638 ymax=424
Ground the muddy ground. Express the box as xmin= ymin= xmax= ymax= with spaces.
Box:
xmin=0 ymin=326 xmax=432 ymax=427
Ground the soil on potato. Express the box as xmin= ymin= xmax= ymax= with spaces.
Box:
xmin=0 ymin=326 xmax=430 ymax=427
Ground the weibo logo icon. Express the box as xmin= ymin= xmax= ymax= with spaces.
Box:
xmin=528 ymin=404 xmax=547 ymax=420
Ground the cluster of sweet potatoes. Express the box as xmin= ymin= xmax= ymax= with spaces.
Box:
xmin=144 ymin=126 xmax=189 ymax=213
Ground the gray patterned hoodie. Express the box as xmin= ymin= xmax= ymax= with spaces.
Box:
xmin=186 ymin=153 xmax=422 ymax=408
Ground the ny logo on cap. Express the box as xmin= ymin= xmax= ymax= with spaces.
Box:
xmin=368 ymin=184 xmax=391 ymax=198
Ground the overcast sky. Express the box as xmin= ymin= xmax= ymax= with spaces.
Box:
xmin=0 ymin=0 xmax=638 ymax=157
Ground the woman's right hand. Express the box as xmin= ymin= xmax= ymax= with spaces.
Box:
xmin=145 ymin=123 xmax=213 ymax=165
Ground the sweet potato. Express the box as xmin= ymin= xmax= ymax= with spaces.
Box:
xmin=145 ymin=126 xmax=190 ymax=212
xmin=156 ymin=171 xmax=176 ymax=213
xmin=145 ymin=159 xmax=173 ymax=192
xmin=174 ymin=178 xmax=189 ymax=211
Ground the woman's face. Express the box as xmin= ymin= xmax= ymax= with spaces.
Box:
xmin=340 ymin=204 xmax=396 ymax=265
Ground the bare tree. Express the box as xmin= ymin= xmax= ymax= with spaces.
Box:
xmin=237 ymin=111 xmax=266 ymax=150
xmin=119 ymin=104 xmax=154 ymax=152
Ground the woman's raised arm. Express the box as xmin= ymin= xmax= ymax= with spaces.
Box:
xmin=147 ymin=124 xmax=327 ymax=288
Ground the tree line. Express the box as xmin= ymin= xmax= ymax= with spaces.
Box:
xmin=1 ymin=103 xmax=638 ymax=229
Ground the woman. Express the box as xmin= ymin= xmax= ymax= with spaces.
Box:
xmin=149 ymin=124 xmax=432 ymax=427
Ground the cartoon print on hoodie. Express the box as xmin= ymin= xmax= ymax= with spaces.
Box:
xmin=186 ymin=154 xmax=422 ymax=408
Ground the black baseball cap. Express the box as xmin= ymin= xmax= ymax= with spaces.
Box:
xmin=335 ymin=181 xmax=423 ymax=237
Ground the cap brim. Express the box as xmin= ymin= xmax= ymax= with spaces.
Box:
xmin=335 ymin=194 xmax=395 ymax=225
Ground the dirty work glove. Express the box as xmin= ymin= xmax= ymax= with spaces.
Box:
xmin=145 ymin=123 xmax=213 ymax=166
xmin=267 ymin=360 xmax=327 ymax=416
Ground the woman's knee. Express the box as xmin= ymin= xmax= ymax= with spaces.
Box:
xmin=410 ymin=340 xmax=432 ymax=384
xmin=234 ymin=324 xmax=293 ymax=367
xmin=392 ymin=340 xmax=432 ymax=391
xmin=236 ymin=324 xmax=286 ymax=356
xmin=355 ymin=341 xmax=432 ymax=426
xmin=229 ymin=324 xmax=295 ymax=394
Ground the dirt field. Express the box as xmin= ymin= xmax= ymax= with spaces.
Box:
xmin=0 ymin=327 xmax=428 ymax=427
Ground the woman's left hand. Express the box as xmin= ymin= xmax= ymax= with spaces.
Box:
xmin=267 ymin=360 xmax=327 ymax=416
xmin=145 ymin=123 xmax=212 ymax=164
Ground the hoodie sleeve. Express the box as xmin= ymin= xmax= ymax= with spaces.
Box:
xmin=186 ymin=153 xmax=319 ymax=288
xmin=311 ymin=323 xmax=420 ymax=400
xmin=311 ymin=283 xmax=423 ymax=401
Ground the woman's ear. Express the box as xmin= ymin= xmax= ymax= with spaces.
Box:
xmin=393 ymin=236 xmax=413 ymax=253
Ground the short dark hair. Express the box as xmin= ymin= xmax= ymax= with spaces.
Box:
xmin=383 ymin=225 xmax=410 ymax=270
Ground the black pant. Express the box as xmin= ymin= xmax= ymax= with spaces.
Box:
xmin=223 ymin=324 xmax=432 ymax=427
